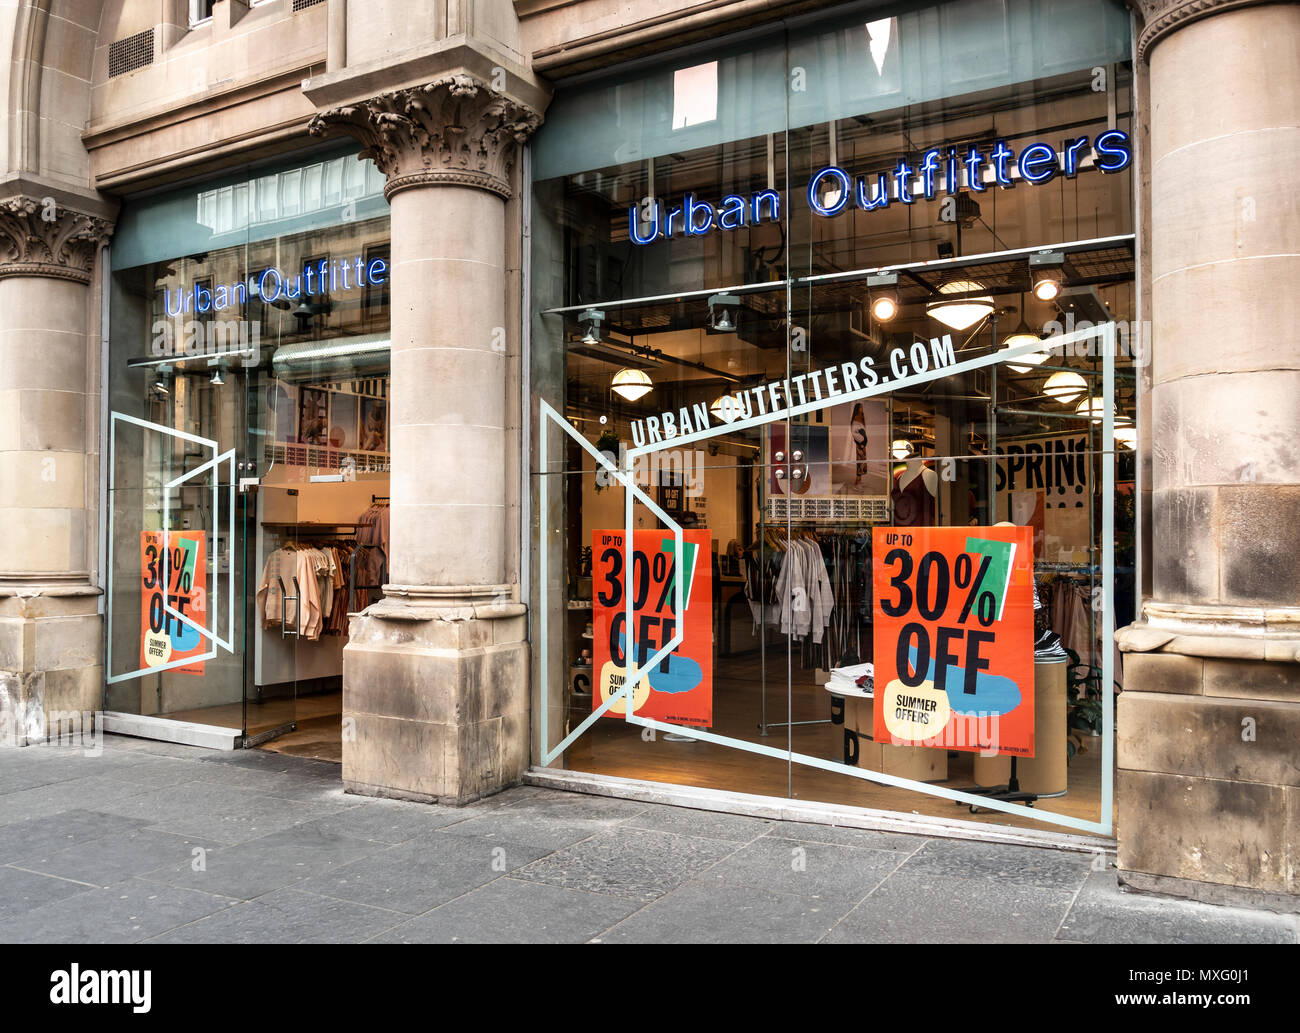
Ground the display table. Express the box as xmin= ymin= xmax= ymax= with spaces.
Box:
xmin=971 ymin=656 xmax=1068 ymax=797
xmin=825 ymin=679 xmax=948 ymax=783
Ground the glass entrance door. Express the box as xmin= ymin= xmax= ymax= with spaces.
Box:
xmin=106 ymin=358 xmax=312 ymax=746
xmin=105 ymin=362 xmax=247 ymax=735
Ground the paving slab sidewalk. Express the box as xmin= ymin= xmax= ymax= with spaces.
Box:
xmin=0 ymin=735 xmax=1294 ymax=945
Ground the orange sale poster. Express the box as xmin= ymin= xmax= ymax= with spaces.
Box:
xmin=139 ymin=530 xmax=208 ymax=676
xmin=591 ymin=529 xmax=713 ymax=728
xmin=872 ymin=525 xmax=1035 ymax=757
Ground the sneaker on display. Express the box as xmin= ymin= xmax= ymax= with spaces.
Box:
xmin=1034 ymin=629 xmax=1068 ymax=660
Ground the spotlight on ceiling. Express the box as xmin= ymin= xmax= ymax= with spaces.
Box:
xmin=579 ymin=308 xmax=605 ymax=346
xmin=867 ymin=272 xmax=900 ymax=323
xmin=708 ymin=293 xmax=739 ymax=333
xmin=611 ymin=367 xmax=653 ymax=401
xmin=926 ymin=279 xmax=994 ymax=331
xmin=1029 ymin=249 xmax=1065 ymax=302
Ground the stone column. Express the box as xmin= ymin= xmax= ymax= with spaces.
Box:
xmin=0 ymin=196 xmax=113 ymax=745
xmin=1119 ymin=1 xmax=1300 ymax=908
xmin=308 ymin=74 xmax=543 ymax=803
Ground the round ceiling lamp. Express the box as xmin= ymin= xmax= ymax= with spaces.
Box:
xmin=1114 ymin=426 xmax=1138 ymax=449
xmin=1043 ymin=370 xmax=1087 ymax=404
xmin=891 ymin=438 xmax=914 ymax=460
xmin=1000 ymin=294 xmax=1049 ymax=372
xmin=611 ymin=368 xmax=653 ymax=401
xmin=1075 ymin=395 xmax=1113 ymax=422
xmin=710 ymin=394 xmax=739 ymax=423
xmin=1001 ymin=330 xmax=1049 ymax=373
xmin=926 ymin=279 xmax=994 ymax=331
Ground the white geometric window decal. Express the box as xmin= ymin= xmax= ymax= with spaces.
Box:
xmin=106 ymin=412 xmax=237 ymax=684
xmin=539 ymin=321 xmax=1117 ymax=837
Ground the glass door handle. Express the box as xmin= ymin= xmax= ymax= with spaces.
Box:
xmin=276 ymin=575 xmax=300 ymax=640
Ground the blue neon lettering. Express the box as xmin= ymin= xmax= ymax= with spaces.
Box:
xmin=685 ymin=194 xmax=714 ymax=234
xmin=1017 ymin=142 xmax=1058 ymax=184
xmin=1062 ymin=137 xmax=1091 ymax=177
xmin=856 ymin=173 xmax=890 ymax=211
xmin=1094 ymin=130 xmax=1132 ymax=174
xmin=990 ymin=140 xmax=1014 ymax=187
xmin=628 ymin=205 xmax=658 ymax=245
xmin=718 ymin=194 xmax=746 ymax=230
xmin=808 ymin=167 xmax=851 ymax=216
xmin=920 ymin=149 xmax=942 ymax=200
xmin=366 ymin=257 xmax=387 ymax=285
xmin=964 ymin=146 xmax=986 ymax=192
xmin=752 ymin=190 xmax=779 ymax=224
xmin=258 ymin=267 xmax=282 ymax=303
xmin=895 ymin=160 xmax=914 ymax=203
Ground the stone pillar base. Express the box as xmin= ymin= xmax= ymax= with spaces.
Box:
xmin=0 ymin=585 xmax=103 ymax=747
xmin=1116 ymin=628 xmax=1300 ymax=905
xmin=1119 ymin=863 xmax=1300 ymax=915
xmin=341 ymin=585 xmax=529 ymax=805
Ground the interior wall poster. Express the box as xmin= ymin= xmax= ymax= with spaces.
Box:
xmin=360 ymin=397 xmax=387 ymax=452
xmin=829 ymin=398 xmax=888 ymax=495
xmin=330 ymin=393 xmax=359 ymax=450
xmin=139 ymin=530 xmax=208 ymax=675
xmin=299 ymin=387 xmax=329 ymax=445
xmin=872 ymin=525 xmax=1035 ymax=757
xmin=591 ymin=528 xmax=713 ymax=728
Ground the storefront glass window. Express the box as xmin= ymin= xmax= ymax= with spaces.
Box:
xmin=530 ymin=0 xmax=1135 ymax=836
xmin=104 ymin=148 xmax=392 ymax=749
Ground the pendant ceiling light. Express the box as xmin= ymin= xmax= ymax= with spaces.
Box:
xmin=1043 ymin=370 xmax=1087 ymax=404
xmin=611 ymin=367 xmax=653 ymax=401
xmin=1075 ymin=395 xmax=1112 ymax=422
xmin=710 ymin=394 xmax=739 ymax=423
xmin=1000 ymin=293 xmax=1049 ymax=372
xmin=926 ymin=279 xmax=994 ymax=331
xmin=1114 ymin=426 xmax=1138 ymax=449
xmin=891 ymin=438 xmax=914 ymax=460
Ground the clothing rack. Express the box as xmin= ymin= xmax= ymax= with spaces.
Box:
xmin=348 ymin=545 xmax=388 ymax=610
xmin=747 ymin=522 xmax=878 ymax=736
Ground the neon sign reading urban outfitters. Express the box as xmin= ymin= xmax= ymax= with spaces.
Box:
xmin=162 ymin=255 xmax=389 ymax=317
xmin=628 ymin=130 xmax=1131 ymax=245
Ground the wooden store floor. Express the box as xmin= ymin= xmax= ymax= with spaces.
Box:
xmin=565 ymin=647 xmax=1109 ymax=837
xmin=164 ymin=692 xmax=345 ymax=763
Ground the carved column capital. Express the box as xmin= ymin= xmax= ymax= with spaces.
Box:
xmin=0 ymin=197 xmax=114 ymax=285
xmin=1131 ymin=0 xmax=1274 ymax=61
xmin=308 ymin=74 xmax=543 ymax=201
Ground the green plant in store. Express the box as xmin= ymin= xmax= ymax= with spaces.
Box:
xmin=592 ymin=430 xmax=621 ymax=492
xmin=1064 ymin=647 xmax=1112 ymax=761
